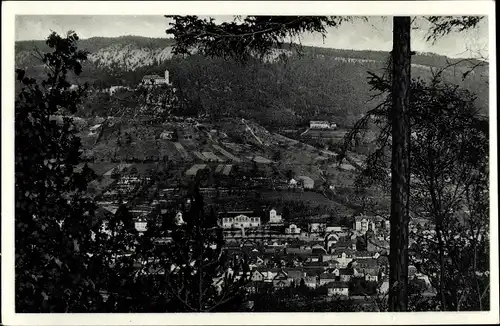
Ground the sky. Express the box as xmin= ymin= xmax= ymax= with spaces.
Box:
xmin=15 ymin=15 xmax=489 ymax=59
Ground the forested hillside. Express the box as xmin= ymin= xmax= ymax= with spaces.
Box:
xmin=15 ymin=36 xmax=489 ymax=128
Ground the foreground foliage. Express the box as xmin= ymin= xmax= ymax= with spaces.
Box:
xmin=15 ymin=31 xmax=104 ymax=312
xmin=342 ymin=72 xmax=490 ymax=311
xmin=15 ymin=31 xmax=250 ymax=313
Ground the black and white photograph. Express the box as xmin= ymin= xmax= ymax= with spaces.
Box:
xmin=1 ymin=1 xmax=498 ymax=325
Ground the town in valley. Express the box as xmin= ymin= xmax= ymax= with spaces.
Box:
xmin=12 ymin=13 xmax=491 ymax=314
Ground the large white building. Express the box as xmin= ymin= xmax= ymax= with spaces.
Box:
xmin=221 ymin=214 xmax=261 ymax=229
xmin=309 ymin=121 xmax=337 ymax=129
xmin=142 ymin=70 xmax=172 ymax=86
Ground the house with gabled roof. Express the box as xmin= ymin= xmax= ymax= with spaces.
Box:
xmin=250 ymin=269 xmax=266 ymax=282
xmin=354 ymin=251 xmax=374 ymax=259
xmin=273 ymin=269 xmax=291 ymax=288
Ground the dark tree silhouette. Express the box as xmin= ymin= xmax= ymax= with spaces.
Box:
xmin=138 ymin=188 xmax=250 ymax=312
xmin=15 ymin=31 xmax=104 ymax=312
xmin=388 ymin=16 xmax=412 ymax=311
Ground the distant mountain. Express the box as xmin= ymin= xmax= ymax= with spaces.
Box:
xmin=15 ymin=35 xmax=487 ymax=72
xmin=15 ymin=36 xmax=489 ymax=127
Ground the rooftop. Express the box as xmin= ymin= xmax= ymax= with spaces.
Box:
xmin=351 ymin=258 xmax=379 ymax=268
xmin=325 ymin=281 xmax=349 ymax=288
xmin=355 ymin=251 xmax=374 ymax=258
xmin=339 ymin=268 xmax=355 ymax=276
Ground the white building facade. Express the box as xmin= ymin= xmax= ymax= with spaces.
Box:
xmin=310 ymin=121 xmax=331 ymax=129
xmin=327 ymin=285 xmax=349 ymax=297
xmin=221 ymin=214 xmax=261 ymax=229
xmin=142 ymin=70 xmax=172 ymax=86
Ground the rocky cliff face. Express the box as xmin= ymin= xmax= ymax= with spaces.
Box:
xmin=88 ymin=44 xmax=175 ymax=71
xmin=15 ymin=35 xmax=488 ymax=73
xmin=15 ymin=36 xmax=295 ymax=71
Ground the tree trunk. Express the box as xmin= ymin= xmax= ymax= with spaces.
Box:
xmin=472 ymin=232 xmax=483 ymax=310
xmin=388 ymin=16 xmax=411 ymax=312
